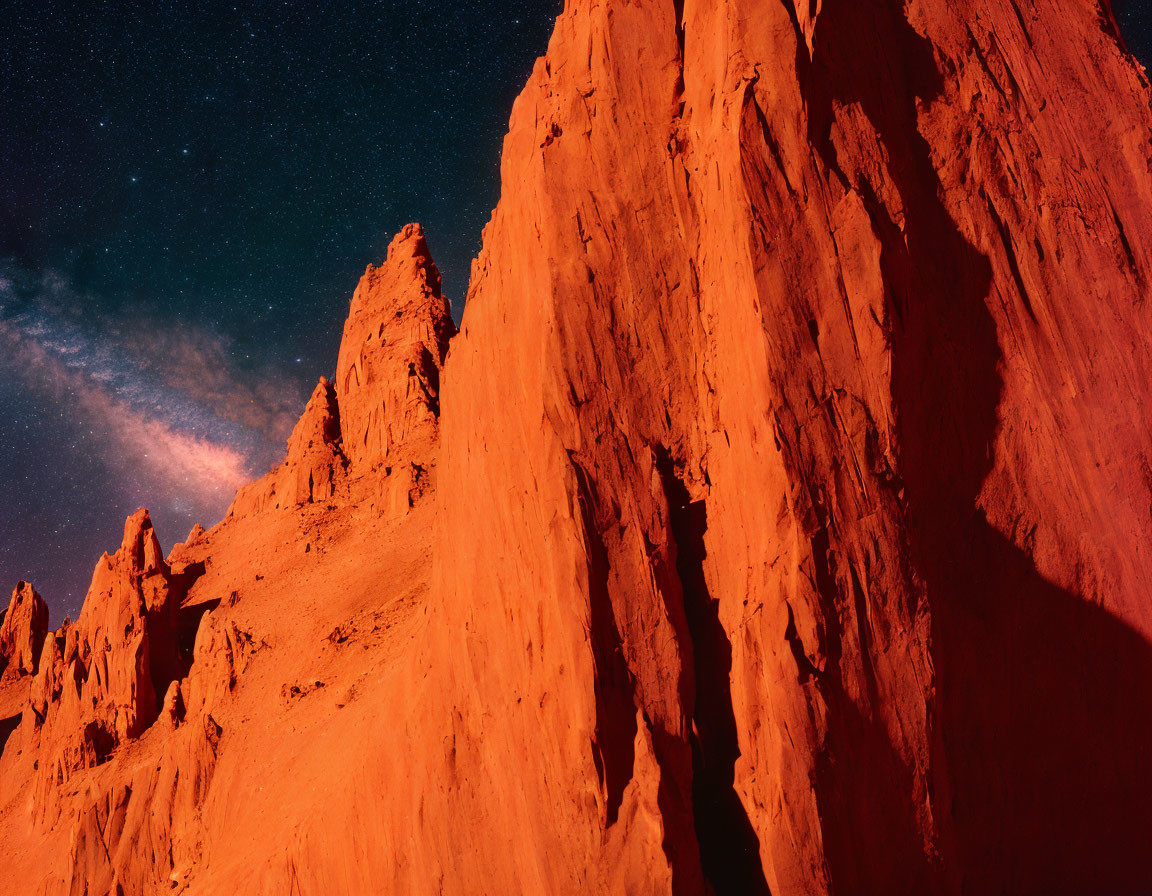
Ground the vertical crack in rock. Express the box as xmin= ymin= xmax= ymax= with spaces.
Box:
xmin=655 ymin=449 xmax=771 ymax=896
xmin=571 ymin=458 xmax=637 ymax=826
xmin=672 ymin=0 xmax=686 ymax=58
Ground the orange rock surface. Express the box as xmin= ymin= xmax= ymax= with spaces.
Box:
xmin=2 ymin=1 xmax=1152 ymax=893
xmin=0 ymin=581 xmax=48 ymax=686
xmin=336 ymin=222 xmax=456 ymax=472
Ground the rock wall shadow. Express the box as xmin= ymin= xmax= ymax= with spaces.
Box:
xmin=658 ymin=451 xmax=772 ymax=896
xmin=933 ymin=519 xmax=1152 ymax=896
xmin=0 ymin=713 xmax=19 ymax=756
xmin=804 ymin=1 xmax=1152 ymax=893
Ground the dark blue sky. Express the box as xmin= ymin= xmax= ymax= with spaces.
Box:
xmin=0 ymin=1 xmax=560 ymax=616
xmin=0 ymin=3 xmax=1149 ymax=618
xmin=1116 ymin=0 xmax=1152 ymax=66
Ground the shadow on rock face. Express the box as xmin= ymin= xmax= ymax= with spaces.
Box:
xmin=801 ymin=1 xmax=1152 ymax=893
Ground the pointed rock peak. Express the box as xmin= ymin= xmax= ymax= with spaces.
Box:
xmin=122 ymin=507 xmax=152 ymax=542
xmin=33 ymin=509 xmax=203 ymax=771
xmin=225 ymin=378 xmax=350 ymax=518
xmin=351 ymin=223 xmax=445 ymax=319
xmin=167 ymin=521 xmax=207 ymax=569
xmin=336 ymin=224 xmax=458 ymax=471
xmin=0 ymin=581 xmax=49 ymax=681
xmin=120 ymin=508 xmax=167 ymax=577
xmin=288 ymin=377 xmax=342 ymax=454
xmin=279 ymin=376 xmax=348 ymax=507
xmin=351 ymin=223 xmax=456 ymax=359
xmin=387 ymin=221 xmax=436 ymax=274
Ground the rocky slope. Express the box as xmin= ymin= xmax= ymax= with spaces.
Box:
xmin=2 ymin=0 xmax=1151 ymax=893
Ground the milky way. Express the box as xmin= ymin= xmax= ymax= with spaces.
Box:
xmin=0 ymin=264 xmax=302 ymax=614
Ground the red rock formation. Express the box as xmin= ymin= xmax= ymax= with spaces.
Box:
xmin=336 ymin=223 xmax=456 ymax=472
xmin=226 ymin=227 xmax=454 ymax=521
xmin=228 ymin=378 xmax=348 ymax=517
xmin=229 ymin=377 xmax=349 ymax=518
xmin=0 ymin=581 xmax=48 ymax=684
xmin=0 ymin=582 xmax=48 ymax=751
xmin=2 ymin=1 xmax=1152 ymax=894
xmin=23 ymin=510 xmax=198 ymax=797
xmin=421 ymin=1 xmax=1152 ymax=893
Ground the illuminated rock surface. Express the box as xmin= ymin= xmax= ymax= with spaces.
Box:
xmin=1 ymin=1 xmax=1151 ymax=893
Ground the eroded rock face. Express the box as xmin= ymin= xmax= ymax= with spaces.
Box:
xmin=281 ymin=377 xmax=345 ymax=506
xmin=335 ymin=223 xmax=457 ymax=471
xmin=0 ymin=582 xmax=48 ymax=683
xmin=421 ymin=1 xmax=1152 ymax=894
xmin=227 ymin=226 xmax=455 ymax=522
xmin=2 ymin=1 xmax=1152 ymax=894
xmin=229 ymin=378 xmax=349 ymax=518
xmin=27 ymin=510 xmax=197 ymax=786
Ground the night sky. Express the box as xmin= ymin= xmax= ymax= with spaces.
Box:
xmin=0 ymin=4 xmax=1149 ymax=620
xmin=1 ymin=1 xmax=560 ymax=617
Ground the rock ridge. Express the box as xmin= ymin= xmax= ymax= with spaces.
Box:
xmin=228 ymin=223 xmax=456 ymax=521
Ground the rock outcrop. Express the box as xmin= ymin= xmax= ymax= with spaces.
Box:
xmin=280 ymin=377 xmax=345 ymax=507
xmin=0 ymin=581 xmax=48 ymax=684
xmin=228 ymin=224 xmax=455 ymax=521
xmin=2 ymin=1 xmax=1152 ymax=894
xmin=229 ymin=377 xmax=348 ymax=517
xmin=418 ymin=1 xmax=1152 ymax=893
xmin=336 ymin=223 xmax=457 ymax=471
xmin=24 ymin=511 xmax=199 ymax=793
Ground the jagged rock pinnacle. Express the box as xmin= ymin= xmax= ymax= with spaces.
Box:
xmin=0 ymin=581 xmax=48 ymax=682
xmin=335 ymin=223 xmax=457 ymax=470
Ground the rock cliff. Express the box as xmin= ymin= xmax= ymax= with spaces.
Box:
xmin=1 ymin=1 xmax=1151 ymax=894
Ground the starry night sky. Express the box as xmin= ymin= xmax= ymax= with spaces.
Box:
xmin=0 ymin=3 xmax=1149 ymax=619
xmin=1 ymin=0 xmax=560 ymax=617
xmin=1116 ymin=1 xmax=1152 ymax=68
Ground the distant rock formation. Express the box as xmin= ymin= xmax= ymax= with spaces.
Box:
xmin=0 ymin=582 xmax=48 ymax=684
xmin=227 ymin=224 xmax=455 ymax=521
xmin=24 ymin=511 xmax=199 ymax=781
xmin=280 ymin=377 xmax=345 ymax=507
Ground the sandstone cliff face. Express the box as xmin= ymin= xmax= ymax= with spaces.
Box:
xmin=1 ymin=1 xmax=1151 ymax=894
xmin=423 ymin=1 xmax=1152 ymax=893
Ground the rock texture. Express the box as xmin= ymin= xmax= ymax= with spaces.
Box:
xmin=336 ymin=223 xmax=457 ymax=471
xmin=2 ymin=0 xmax=1152 ymax=894
xmin=229 ymin=377 xmax=347 ymax=516
xmin=0 ymin=582 xmax=48 ymax=684
xmin=22 ymin=511 xmax=199 ymax=790
xmin=420 ymin=2 xmax=1152 ymax=892
xmin=227 ymin=224 xmax=455 ymax=521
